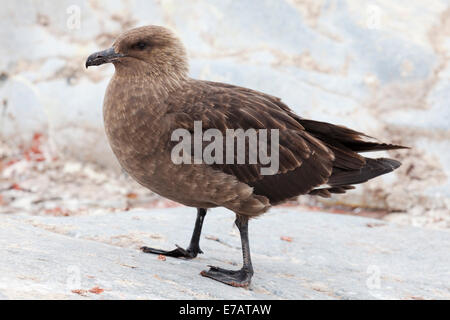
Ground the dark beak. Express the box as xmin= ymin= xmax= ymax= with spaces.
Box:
xmin=86 ymin=48 xmax=125 ymax=68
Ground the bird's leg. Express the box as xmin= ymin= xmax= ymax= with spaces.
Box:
xmin=141 ymin=208 xmax=207 ymax=259
xmin=200 ymin=216 xmax=253 ymax=288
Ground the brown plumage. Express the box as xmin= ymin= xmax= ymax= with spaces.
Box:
xmin=86 ymin=25 xmax=407 ymax=287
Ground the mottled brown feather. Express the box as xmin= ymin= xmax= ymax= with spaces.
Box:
xmin=163 ymin=80 xmax=335 ymax=205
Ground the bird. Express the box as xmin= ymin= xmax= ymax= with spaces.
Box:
xmin=86 ymin=25 xmax=407 ymax=288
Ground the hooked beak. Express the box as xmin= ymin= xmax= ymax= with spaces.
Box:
xmin=86 ymin=48 xmax=125 ymax=68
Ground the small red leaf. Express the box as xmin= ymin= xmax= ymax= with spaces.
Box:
xmin=158 ymin=255 xmax=166 ymax=261
xmin=88 ymin=286 xmax=104 ymax=294
xmin=280 ymin=236 xmax=293 ymax=242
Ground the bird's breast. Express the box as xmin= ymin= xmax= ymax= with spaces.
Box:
xmin=102 ymin=77 xmax=168 ymax=181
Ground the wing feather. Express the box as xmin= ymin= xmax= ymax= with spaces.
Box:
xmin=163 ymin=80 xmax=334 ymax=204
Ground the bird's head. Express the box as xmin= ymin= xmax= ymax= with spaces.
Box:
xmin=86 ymin=25 xmax=189 ymax=79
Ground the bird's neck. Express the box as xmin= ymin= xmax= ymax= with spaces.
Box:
xmin=114 ymin=66 xmax=187 ymax=100
xmin=103 ymin=72 xmax=182 ymax=156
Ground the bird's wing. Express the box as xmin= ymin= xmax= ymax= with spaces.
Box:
xmin=161 ymin=80 xmax=335 ymax=204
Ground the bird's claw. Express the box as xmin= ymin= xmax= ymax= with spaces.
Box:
xmin=140 ymin=244 xmax=201 ymax=259
xmin=200 ymin=265 xmax=252 ymax=288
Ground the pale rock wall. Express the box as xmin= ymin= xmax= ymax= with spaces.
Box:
xmin=0 ymin=0 xmax=449 ymax=215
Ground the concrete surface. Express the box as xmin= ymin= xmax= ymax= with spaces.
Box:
xmin=1 ymin=207 xmax=449 ymax=299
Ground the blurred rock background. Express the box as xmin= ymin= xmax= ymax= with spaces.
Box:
xmin=0 ymin=0 xmax=449 ymax=228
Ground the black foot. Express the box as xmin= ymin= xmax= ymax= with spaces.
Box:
xmin=200 ymin=265 xmax=253 ymax=288
xmin=140 ymin=245 xmax=202 ymax=259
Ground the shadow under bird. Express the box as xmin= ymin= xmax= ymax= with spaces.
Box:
xmin=86 ymin=25 xmax=407 ymax=288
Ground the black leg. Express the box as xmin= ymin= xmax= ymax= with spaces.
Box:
xmin=141 ymin=208 xmax=207 ymax=259
xmin=200 ymin=216 xmax=253 ymax=287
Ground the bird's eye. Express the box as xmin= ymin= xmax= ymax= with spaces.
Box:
xmin=134 ymin=42 xmax=147 ymax=50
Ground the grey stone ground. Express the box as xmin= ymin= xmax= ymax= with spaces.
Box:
xmin=1 ymin=207 xmax=449 ymax=299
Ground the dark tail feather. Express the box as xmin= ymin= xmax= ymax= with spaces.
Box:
xmin=343 ymin=141 xmax=408 ymax=153
xmin=308 ymin=185 xmax=355 ymax=198
xmin=308 ymin=158 xmax=401 ymax=198
xmin=328 ymin=158 xmax=401 ymax=187
xmin=298 ymin=119 xmax=409 ymax=152
xmin=299 ymin=119 xmax=406 ymax=198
